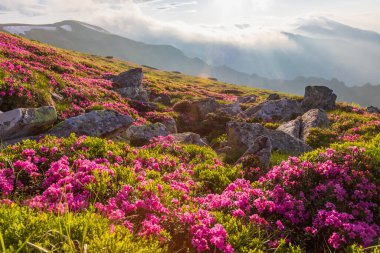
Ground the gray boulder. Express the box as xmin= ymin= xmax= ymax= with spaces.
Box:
xmin=48 ymin=110 xmax=133 ymax=138
xmin=227 ymin=121 xmax=312 ymax=156
xmin=111 ymin=68 xmax=149 ymax=102
xmin=116 ymin=87 xmax=149 ymax=102
xmin=218 ymin=102 xmax=242 ymax=116
xmin=171 ymin=132 xmax=207 ymax=146
xmin=124 ymin=123 xmax=169 ymax=146
xmin=51 ymin=92 xmax=64 ymax=101
xmin=173 ymin=98 xmax=221 ymax=121
xmin=277 ymin=109 xmax=330 ymax=141
xmin=193 ymin=98 xmax=221 ymax=119
xmin=153 ymin=93 xmax=171 ymax=106
xmin=0 ymin=106 xmax=57 ymax=141
xmin=237 ymin=136 xmax=272 ymax=168
xmin=267 ymin=93 xmax=280 ymax=100
xmin=244 ymin=98 xmax=302 ymax=122
xmin=301 ymin=86 xmax=337 ymax=111
xmin=111 ymin=68 xmax=143 ymax=88
xmin=162 ymin=117 xmax=178 ymax=134
xmin=367 ymin=106 xmax=380 ymax=114
xmin=238 ymin=95 xmax=257 ymax=103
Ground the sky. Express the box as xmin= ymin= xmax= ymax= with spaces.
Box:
xmin=0 ymin=0 xmax=380 ymax=46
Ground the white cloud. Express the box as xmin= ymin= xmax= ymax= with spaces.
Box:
xmin=0 ymin=0 xmax=379 ymax=53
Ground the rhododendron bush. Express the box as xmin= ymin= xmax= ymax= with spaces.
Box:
xmin=1 ymin=134 xmax=379 ymax=252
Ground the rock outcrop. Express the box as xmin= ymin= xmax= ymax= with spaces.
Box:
xmin=277 ymin=109 xmax=330 ymax=141
xmin=301 ymin=86 xmax=337 ymax=111
xmin=111 ymin=68 xmax=149 ymax=102
xmin=0 ymin=106 xmax=57 ymax=141
xmin=267 ymin=93 xmax=280 ymax=100
xmin=238 ymin=95 xmax=257 ymax=103
xmin=48 ymin=110 xmax=133 ymax=138
xmin=162 ymin=117 xmax=178 ymax=134
xmin=124 ymin=123 xmax=169 ymax=146
xmin=173 ymin=98 xmax=221 ymax=122
xmin=218 ymin=102 xmax=242 ymax=116
xmin=237 ymin=136 xmax=272 ymax=168
xmin=152 ymin=93 xmax=171 ymax=106
xmin=244 ymin=98 xmax=302 ymax=122
xmin=171 ymin=132 xmax=207 ymax=146
xmin=367 ymin=106 xmax=380 ymax=114
xmin=227 ymin=121 xmax=312 ymax=156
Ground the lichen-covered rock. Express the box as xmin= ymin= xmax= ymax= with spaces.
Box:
xmin=276 ymin=117 xmax=303 ymax=139
xmin=301 ymin=86 xmax=337 ymax=111
xmin=277 ymin=109 xmax=330 ymax=141
xmin=116 ymin=86 xmax=149 ymax=102
xmin=171 ymin=132 xmax=207 ymax=146
xmin=218 ymin=102 xmax=242 ymax=116
xmin=237 ymin=136 xmax=272 ymax=168
xmin=238 ymin=95 xmax=257 ymax=103
xmin=162 ymin=117 xmax=177 ymax=134
xmin=367 ymin=106 xmax=380 ymax=114
xmin=48 ymin=110 xmax=133 ymax=138
xmin=244 ymin=98 xmax=302 ymax=122
xmin=267 ymin=93 xmax=280 ymax=100
xmin=51 ymin=92 xmax=64 ymax=101
xmin=173 ymin=98 xmax=221 ymax=122
xmin=152 ymin=93 xmax=171 ymax=106
xmin=124 ymin=123 xmax=169 ymax=146
xmin=0 ymin=106 xmax=57 ymax=141
xmin=111 ymin=68 xmax=143 ymax=89
xmin=227 ymin=121 xmax=312 ymax=155
xmin=111 ymin=68 xmax=149 ymax=102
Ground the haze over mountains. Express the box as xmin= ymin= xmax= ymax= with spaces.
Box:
xmin=1 ymin=19 xmax=380 ymax=107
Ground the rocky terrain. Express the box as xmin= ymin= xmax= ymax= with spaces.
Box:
xmin=0 ymin=32 xmax=379 ymax=252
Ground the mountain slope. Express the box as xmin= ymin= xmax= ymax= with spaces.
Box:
xmin=1 ymin=20 xmax=380 ymax=108
xmin=0 ymin=31 xmax=379 ymax=253
xmin=0 ymin=20 xmax=214 ymax=76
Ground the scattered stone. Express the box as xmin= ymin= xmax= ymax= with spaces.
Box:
xmin=111 ymin=68 xmax=143 ymax=88
xmin=173 ymin=98 xmax=221 ymax=122
xmin=267 ymin=93 xmax=280 ymax=100
xmin=226 ymin=121 xmax=312 ymax=156
xmin=277 ymin=109 xmax=330 ymax=141
xmin=244 ymin=98 xmax=302 ymax=122
xmin=218 ymin=102 xmax=242 ymax=116
xmin=237 ymin=136 xmax=272 ymax=168
xmin=171 ymin=132 xmax=208 ymax=146
xmin=116 ymin=86 xmax=149 ymax=102
xmin=223 ymin=89 xmax=244 ymax=95
xmin=301 ymin=86 xmax=337 ymax=111
xmin=51 ymin=92 xmax=64 ymax=101
xmin=162 ymin=117 xmax=177 ymax=134
xmin=111 ymin=68 xmax=149 ymax=102
xmin=367 ymin=106 xmax=380 ymax=114
xmin=124 ymin=123 xmax=169 ymax=146
xmin=153 ymin=93 xmax=171 ymax=106
xmin=238 ymin=95 xmax=257 ymax=103
xmin=215 ymin=145 xmax=232 ymax=154
xmin=277 ymin=117 xmax=302 ymax=140
xmin=0 ymin=106 xmax=57 ymax=141
xmin=48 ymin=110 xmax=133 ymax=138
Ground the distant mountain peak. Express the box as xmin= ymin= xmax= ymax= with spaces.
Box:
xmin=0 ymin=20 xmax=110 ymax=36
xmin=54 ymin=20 xmax=110 ymax=34
xmin=295 ymin=16 xmax=380 ymax=40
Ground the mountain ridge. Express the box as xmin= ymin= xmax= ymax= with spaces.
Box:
xmin=1 ymin=19 xmax=379 ymax=107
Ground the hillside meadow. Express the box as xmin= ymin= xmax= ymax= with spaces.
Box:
xmin=0 ymin=32 xmax=379 ymax=252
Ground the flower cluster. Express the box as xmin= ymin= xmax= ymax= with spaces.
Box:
xmin=198 ymin=148 xmax=379 ymax=250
